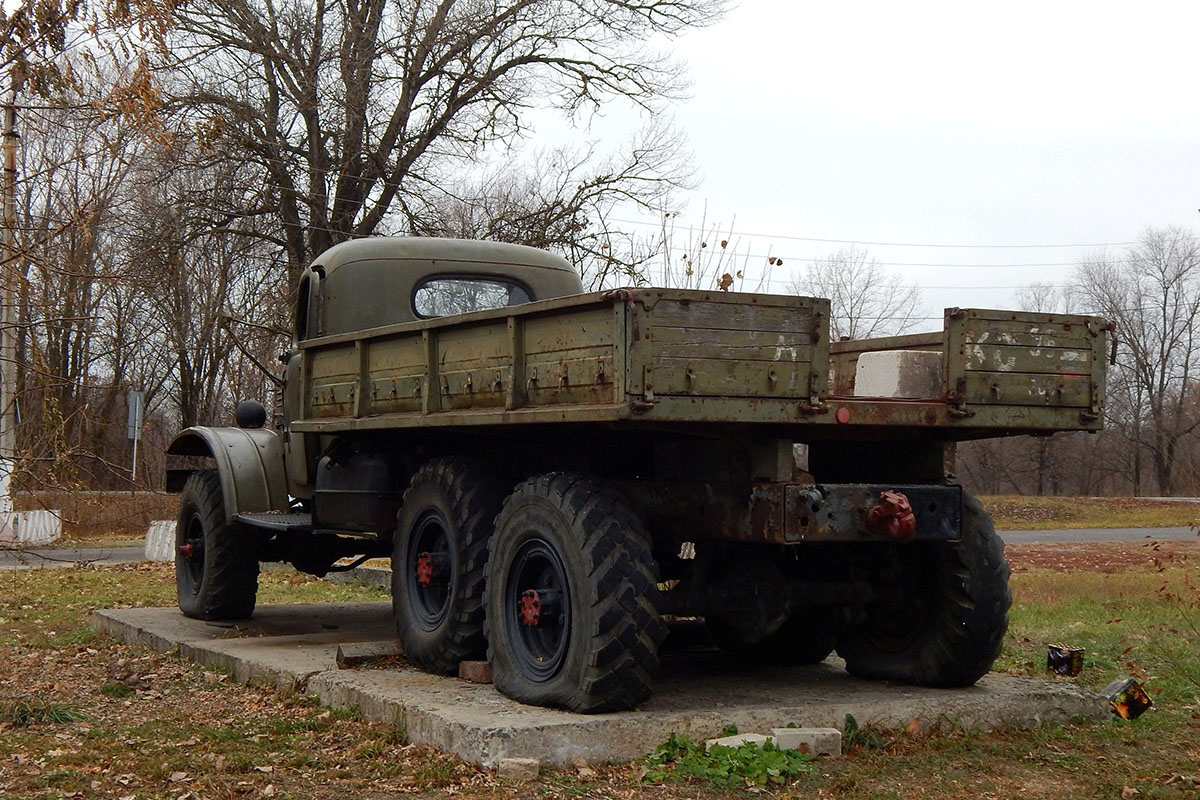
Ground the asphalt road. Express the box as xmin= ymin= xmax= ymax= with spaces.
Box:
xmin=998 ymin=527 xmax=1197 ymax=544
xmin=0 ymin=544 xmax=146 ymax=570
xmin=1 ymin=527 xmax=1196 ymax=570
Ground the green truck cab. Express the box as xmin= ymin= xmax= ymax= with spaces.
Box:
xmin=166 ymin=237 xmax=1112 ymax=713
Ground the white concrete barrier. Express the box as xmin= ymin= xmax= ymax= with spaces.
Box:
xmin=144 ymin=520 xmax=176 ymax=562
xmin=0 ymin=509 xmax=63 ymax=546
xmin=854 ymin=350 xmax=942 ymax=398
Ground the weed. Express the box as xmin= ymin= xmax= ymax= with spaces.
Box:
xmin=641 ymin=733 xmax=815 ymax=790
xmin=412 ymin=757 xmax=459 ymax=787
xmin=0 ymin=696 xmax=87 ymax=726
xmin=100 ymin=681 xmax=134 ymax=698
xmin=383 ymin=723 xmax=407 ymax=746
xmin=843 ymin=714 xmax=894 ymax=749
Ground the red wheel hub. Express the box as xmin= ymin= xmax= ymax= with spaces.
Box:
xmin=867 ymin=490 xmax=917 ymax=542
xmin=519 ymin=589 xmax=542 ymax=626
xmin=178 ymin=541 xmax=198 ymax=561
xmin=415 ymin=552 xmax=435 ymax=587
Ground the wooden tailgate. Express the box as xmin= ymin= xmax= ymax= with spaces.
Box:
xmin=945 ymin=308 xmax=1108 ymax=420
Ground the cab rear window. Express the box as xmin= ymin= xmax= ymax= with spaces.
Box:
xmin=413 ymin=276 xmax=532 ymax=318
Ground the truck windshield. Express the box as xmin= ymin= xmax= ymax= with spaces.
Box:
xmin=414 ymin=277 xmax=532 ymax=318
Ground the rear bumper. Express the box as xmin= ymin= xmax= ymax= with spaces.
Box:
xmin=618 ymin=480 xmax=962 ymax=545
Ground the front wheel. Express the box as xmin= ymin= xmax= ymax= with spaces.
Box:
xmin=836 ymin=492 xmax=1010 ymax=687
xmin=176 ymin=470 xmax=260 ymax=620
xmin=484 ymin=474 xmax=667 ymax=713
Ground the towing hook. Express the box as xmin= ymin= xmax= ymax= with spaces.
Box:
xmin=867 ymin=490 xmax=917 ymax=542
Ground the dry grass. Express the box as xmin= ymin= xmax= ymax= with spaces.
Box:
xmin=15 ymin=491 xmax=177 ymax=541
xmin=983 ymin=495 xmax=1200 ymax=531
xmin=2 ymin=558 xmax=1200 ymax=798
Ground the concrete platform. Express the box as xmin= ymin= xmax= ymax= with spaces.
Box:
xmin=92 ymin=603 xmax=1110 ymax=767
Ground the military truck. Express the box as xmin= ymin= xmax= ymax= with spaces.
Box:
xmin=166 ymin=237 xmax=1112 ymax=713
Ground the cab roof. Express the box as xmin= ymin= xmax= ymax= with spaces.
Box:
xmin=303 ymin=237 xmax=584 ymax=337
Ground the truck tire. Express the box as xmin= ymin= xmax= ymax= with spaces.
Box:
xmin=484 ymin=474 xmax=667 ymax=713
xmin=392 ymin=457 xmax=507 ymax=674
xmin=836 ymin=492 xmax=1010 ymax=687
xmin=707 ymin=611 xmax=836 ymax=665
xmin=175 ymin=470 xmax=260 ymax=620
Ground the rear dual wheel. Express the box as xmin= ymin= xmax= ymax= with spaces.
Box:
xmin=837 ymin=492 xmax=1010 ymax=687
xmin=484 ymin=474 xmax=667 ymax=713
xmin=391 ymin=458 xmax=507 ymax=674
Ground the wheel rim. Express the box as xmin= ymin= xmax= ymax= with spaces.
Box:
xmin=405 ymin=509 xmax=454 ymax=630
xmin=505 ymin=537 xmax=571 ymax=682
xmin=179 ymin=511 xmax=205 ymax=593
xmin=862 ymin=547 xmax=935 ymax=652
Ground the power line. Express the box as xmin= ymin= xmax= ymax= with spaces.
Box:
xmin=614 ymin=216 xmax=1151 ymax=250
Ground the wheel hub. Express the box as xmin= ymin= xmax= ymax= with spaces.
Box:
xmin=179 ymin=539 xmax=203 ymax=562
xmin=416 ymin=552 xmax=434 ymax=586
xmin=505 ymin=539 xmax=571 ymax=680
xmin=520 ymin=589 xmax=541 ymax=625
xmin=405 ymin=511 xmax=455 ymax=630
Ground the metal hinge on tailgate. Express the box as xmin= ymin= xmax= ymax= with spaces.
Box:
xmin=946 ymin=379 xmax=975 ymax=418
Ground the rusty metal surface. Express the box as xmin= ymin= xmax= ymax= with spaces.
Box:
xmin=617 ymin=480 xmax=961 ymax=546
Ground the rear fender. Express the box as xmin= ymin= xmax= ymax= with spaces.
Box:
xmin=166 ymin=427 xmax=289 ymax=522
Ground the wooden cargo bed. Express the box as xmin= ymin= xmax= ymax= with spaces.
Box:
xmin=290 ymin=289 xmax=1110 ymax=441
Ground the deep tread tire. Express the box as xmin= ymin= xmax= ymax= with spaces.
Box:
xmin=484 ymin=474 xmax=667 ymax=713
xmin=175 ymin=470 xmax=260 ymax=620
xmin=392 ymin=457 xmax=507 ymax=674
xmin=708 ymin=611 xmax=836 ymax=666
xmin=836 ymin=492 xmax=1011 ymax=687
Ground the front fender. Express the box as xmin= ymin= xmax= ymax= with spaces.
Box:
xmin=166 ymin=426 xmax=289 ymax=522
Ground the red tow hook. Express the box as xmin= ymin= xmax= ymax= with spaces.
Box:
xmin=519 ymin=589 xmax=542 ymax=627
xmin=867 ymin=490 xmax=917 ymax=542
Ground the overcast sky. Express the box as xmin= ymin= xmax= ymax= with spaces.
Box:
xmin=555 ymin=0 xmax=1200 ymax=327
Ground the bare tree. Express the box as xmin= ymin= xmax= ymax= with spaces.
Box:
xmin=12 ymin=75 xmax=144 ymax=488
xmin=404 ymin=125 xmax=692 ymax=289
xmin=158 ymin=0 xmax=724 ymax=282
xmin=1074 ymin=227 xmax=1200 ymax=495
xmin=789 ymin=246 xmax=924 ymax=340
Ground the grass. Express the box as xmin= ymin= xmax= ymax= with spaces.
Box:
xmin=1 ymin=560 xmax=1199 ymax=799
xmin=0 ymin=696 xmax=87 ymax=725
xmin=982 ymin=495 xmax=1200 ymax=530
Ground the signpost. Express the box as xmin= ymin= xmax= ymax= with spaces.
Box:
xmin=128 ymin=390 xmax=144 ymax=482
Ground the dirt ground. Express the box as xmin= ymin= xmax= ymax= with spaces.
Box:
xmin=1005 ymin=539 xmax=1200 ymax=572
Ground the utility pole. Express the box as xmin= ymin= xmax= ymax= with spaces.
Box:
xmin=1 ymin=73 xmax=23 ymax=515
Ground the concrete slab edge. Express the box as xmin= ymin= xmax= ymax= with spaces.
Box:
xmin=91 ymin=608 xmax=1112 ymax=768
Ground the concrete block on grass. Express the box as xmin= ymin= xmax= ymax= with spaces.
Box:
xmin=770 ymin=727 xmax=842 ymax=756
xmin=144 ymin=520 xmax=175 ymax=562
xmin=335 ymin=641 xmax=404 ymax=668
xmin=0 ymin=509 xmax=63 ymax=546
xmin=498 ymin=757 xmax=540 ymax=781
xmin=705 ymin=733 xmax=770 ymax=750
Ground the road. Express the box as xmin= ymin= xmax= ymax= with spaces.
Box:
xmin=998 ymin=527 xmax=1196 ymax=544
xmin=0 ymin=544 xmax=146 ymax=570
xmin=1 ymin=527 xmax=1196 ymax=570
